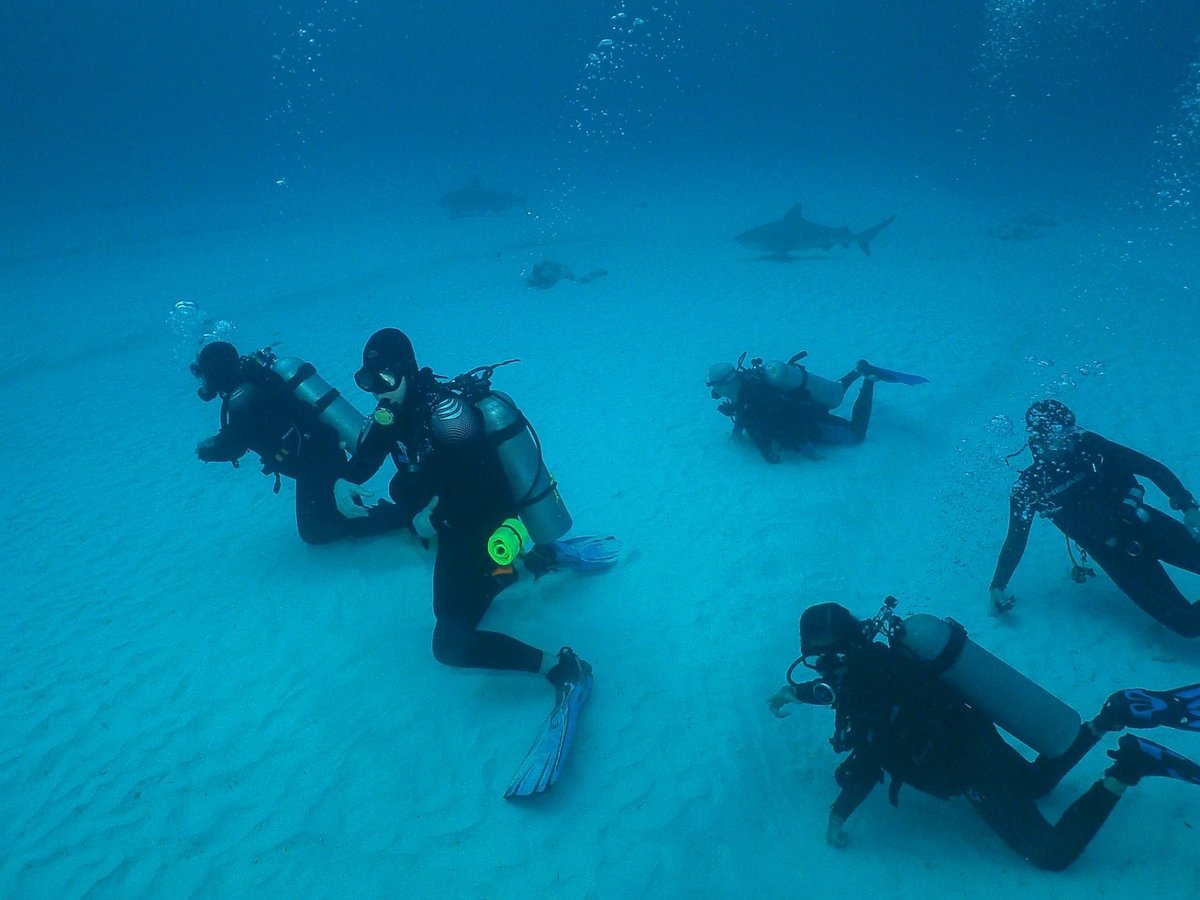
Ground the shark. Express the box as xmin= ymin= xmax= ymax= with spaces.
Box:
xmin=735 ymin=204 xmax=895 ymax=258
xmin=437 ymin=177 xmax=525 ymax=218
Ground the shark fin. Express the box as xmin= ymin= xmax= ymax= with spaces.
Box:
xmin=854 ymin=215 xmax=896 ymax=255
xmin=784 ymin=203 xmax=804 ymax=220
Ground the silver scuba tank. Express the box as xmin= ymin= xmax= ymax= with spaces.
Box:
xmin=476 ymin=390 xmax=572 ymax=544
xmin=890 ymin=614 xmax=1082 ymax=758
xmin=761 ymin=359 xmax=844 ymax=410
xmin=270 ymin=356 xmax=368 ymax=450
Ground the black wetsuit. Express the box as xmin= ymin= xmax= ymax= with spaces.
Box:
xmin=803 ymin=642 xmax=1115 ymax=871
xmin=197 ymin=363 xmax=406 ymax=545
xmin=344 ymin=371 xmax=544 ymax=673
xmin=720 ymin=372 xmax=873 ymax=462
xmin=991 ymin=431 xmax=1200 ymax=637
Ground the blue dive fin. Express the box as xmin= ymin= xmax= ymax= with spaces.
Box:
xmin=859 ymin=360 xmax=929 ymax=386
xmin=1100 ymin=683 xmax=1200 ymax=732
xmin=552 ymin=535 xmax=621 ymax=572
xmin=504 ymin=653 xmax=593 ymax=798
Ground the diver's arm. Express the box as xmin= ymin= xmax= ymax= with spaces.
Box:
xmin=742 ymin=417 xmax=780 ymax=463
xmin=989 ymin=491 xmax=1032 ymax=612
xmin=828 ymin=751 xmax=880 ymax=841
xmin=196 ymin=387 xmax=258 ymax=463
xmin=1098 ymin=436 xmax=1198 ymax=512
xmin=767 ymin=679 xmax=835 ymax=717
xmin=196 ymin=430 xmax=246 ymax=463
xmin=342 ymin=407 xmax=398 ymax=484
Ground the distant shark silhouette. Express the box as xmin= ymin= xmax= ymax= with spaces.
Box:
xmin=438 ymin=178 xmax=525 ymax=218
xmin=735 ymin=204 xmax=895 ymax=258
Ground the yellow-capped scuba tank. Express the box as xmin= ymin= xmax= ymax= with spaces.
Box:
xmin=476 ymin=390 xmax=573 ymax=544
xmin=269 ymin=355 xmax=368 ymax=450
xmin=889 ymin=613 xmax=1082 ymax=758
xmin=759 ymin=355 xmax=844 ymax=410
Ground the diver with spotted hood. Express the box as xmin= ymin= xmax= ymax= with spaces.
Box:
xmin=990 ymin=399 xmax=1200 ymax=636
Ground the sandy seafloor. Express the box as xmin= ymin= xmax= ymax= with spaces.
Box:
xmin=1 ymin=160 xmax=1199 ymax=899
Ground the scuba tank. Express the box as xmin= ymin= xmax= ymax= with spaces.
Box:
xmin=265 ymin=352 xmax=368 ymax=450
xmin=885 ymin=609 xmax=1082 ymax=758
xmin=757 ymin=351 xmax=844 ymax=410
xmin=477 ymin=390 xmax=573 ymax=545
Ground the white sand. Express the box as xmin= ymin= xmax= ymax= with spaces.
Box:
xmin=2 ymin=162 xmax=1199 ymax=898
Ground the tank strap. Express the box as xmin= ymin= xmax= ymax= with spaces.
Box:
xmin=281 ymin=360 xmax=316 ymax=388
xmin=521 ymin=479 xmax=557 ymax=508
xmin=488 ymin=414 xmax=527 ymax=445
xmin=924 ymin=619 xmax=967 ymax=676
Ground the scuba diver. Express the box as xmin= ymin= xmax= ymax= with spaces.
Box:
xmin=705 ymin=352 xmax=927 ymax=463
xmin=990 ymin=399 xmax=1200 ymax=637
xmin=191 ymin=340 xmax=408 ymax=545
xmin=344 ymin=328 xmax=617 ymax=797
xmin=770 ymin=599 xmax=1200 ymax=871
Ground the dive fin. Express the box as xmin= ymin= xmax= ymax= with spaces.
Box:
xmin=1098 ymin=683 xmax=1200 ymax=732
xmin=857 ymin=359 xmax=929 ymax=386
xmin=552 ymin=535 xmax=621 ymax=572
xmin=504 ymin=649 xmax=593 ymax=798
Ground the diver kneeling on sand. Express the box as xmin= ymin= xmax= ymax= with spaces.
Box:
xmin=344 ymin=327 xmax=619 ymax=797
xmin=769 ymin=597 xmax=1200 ymax=871
xmin=990 ymin=399 xmax=1200 ymax=636
xmin=705 ymin=351 xmax=927 ymax=463
xmin=191 ymin=340 xmax=409 ymax=545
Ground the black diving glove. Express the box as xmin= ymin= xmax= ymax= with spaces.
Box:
xmin=196 ymin=436 xmax=235 ymax=463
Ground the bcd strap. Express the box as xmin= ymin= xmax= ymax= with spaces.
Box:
xmin=488 ymin=415 xmax=527 ymax=445
xmin=925 ymin=619 xmax=967 ymax=677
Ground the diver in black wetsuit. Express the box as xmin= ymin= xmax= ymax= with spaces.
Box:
xmin=705 ymin=354 xmax=925 ymax=463
xmin=342 ymin=328 xmax=585 ymax=686
xmin=990 ymin=399 xmax=1200 ymax=636
xmin=192 ymin=341 xmax=408 ymax=545
xmin=770 ymin=602 xmax=1200 ymax=871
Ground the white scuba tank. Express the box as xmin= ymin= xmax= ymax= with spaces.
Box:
xmin=761 ymin=359 xmax=844 ymax=410
xmin=476 ymin=390 xmax=572 ymax=544
xmin=270 ymin=356 xmax=368 ymax=450
xmin=890 ymin=614 xmax=1082 ymax=758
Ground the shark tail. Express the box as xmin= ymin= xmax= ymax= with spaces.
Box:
xmin=854 ymin=215 xmax=896 ymax=255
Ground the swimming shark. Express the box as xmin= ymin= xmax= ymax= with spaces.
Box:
xmin=735 ymin=204 xmax=895 ymax=258
xmin=438 ymin=178 xmax=525 ymax=218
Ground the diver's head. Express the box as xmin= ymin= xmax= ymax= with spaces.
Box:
xmin=190 ymin=341 xmax=240 ymax=401
xmin=799 ymin=602 xmax=866 ymax=678
xmin=1025 ymin=399 xmax=1078 ymax=460
xmin=706 ymin=362 xmax=742 ymax=401
xmin=355 ymin=328 xmax=418 ymax=401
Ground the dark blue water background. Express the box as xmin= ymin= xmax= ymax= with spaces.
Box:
xmin=2 ymin=1 xmax=1197 ymax=217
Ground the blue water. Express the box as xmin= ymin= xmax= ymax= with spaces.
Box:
xmin=4 ymin=3 xmax=1200 ymax=898
xmin=3 ymin=2 xmax=1198 ymax=213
